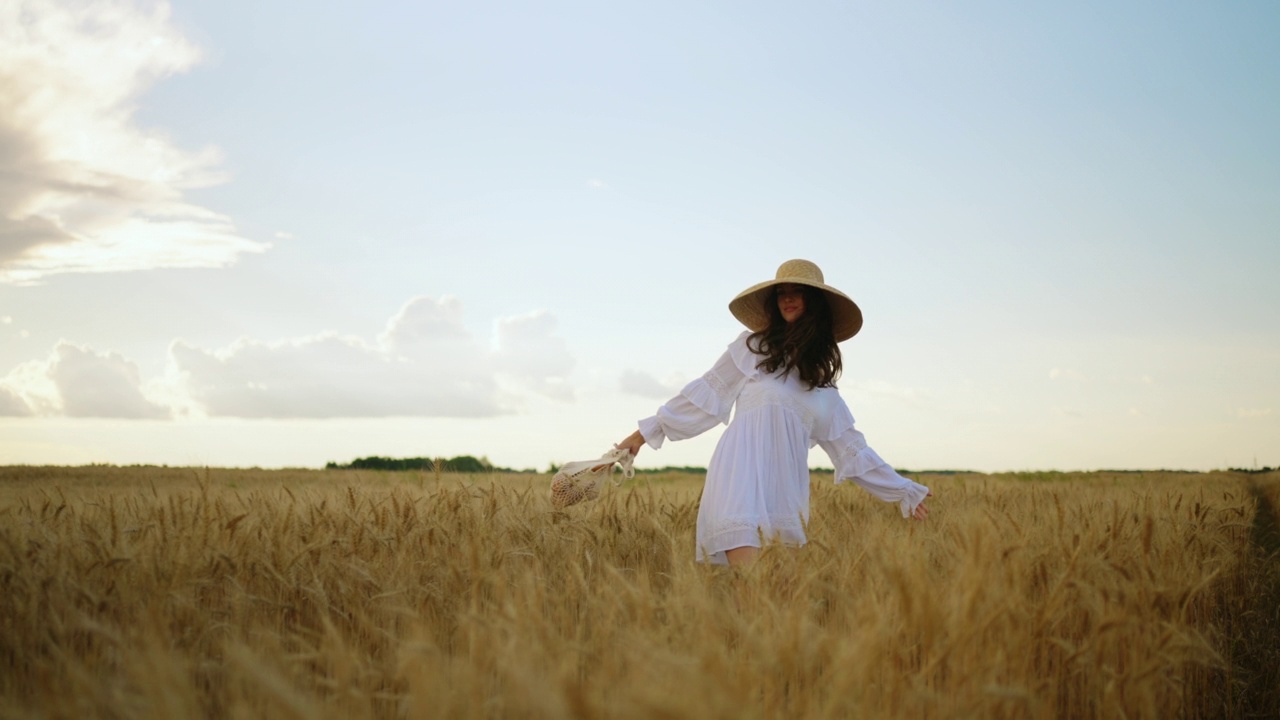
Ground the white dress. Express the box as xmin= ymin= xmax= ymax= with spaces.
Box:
xmin=638 ymin=331 xmax=930 ymax=564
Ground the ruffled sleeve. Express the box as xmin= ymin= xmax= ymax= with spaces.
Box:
xmin=816 ymin=395 xmax=930 ymax=519
xmin=638 ymin=332 xmax=756 ymax=450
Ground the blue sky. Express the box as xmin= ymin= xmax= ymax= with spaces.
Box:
xmin=1 ymin=0 xmax=1277 ymax=471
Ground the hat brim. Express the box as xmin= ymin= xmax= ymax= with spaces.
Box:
xmin=729 ymin=278 xmax=863 ymax=342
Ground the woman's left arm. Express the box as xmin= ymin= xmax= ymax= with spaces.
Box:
xmin=818 ymin=430 xmax=932 ymax=519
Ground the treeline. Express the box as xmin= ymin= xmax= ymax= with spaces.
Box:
xmin=328 ymin=456 xmax=719 ymax=475
xmin=325 ymin=456 xmax=526 ymax=473
xmin=1228 ymin=466 xmax=1277 ymax=475
xmin=326 ymin=459 xmax=989 ymax=475
xmin=632 ymin=465 xmax=707 ymax=475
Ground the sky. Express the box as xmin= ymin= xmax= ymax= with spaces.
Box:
xmin=1 ymin=0 xmax=1277 ymax=473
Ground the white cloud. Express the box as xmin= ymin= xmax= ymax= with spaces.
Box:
xmin=0 ymin=384 xmax=32 ymax=416
xmin=0 ymin=296 xmax=576 ymax=419
xmin=493 ymin=311 xmax=574 ymax=401
xmin=1236 ymin=408 xmax=1273 ymax=419
xmin=1 ymin=342 xmax=171 ymax=418
xmin=848 ymin=379 xmax=929 ymax=404
xmin=1048 ymin=368 xmax=1088 ymax=381
xmin=51 ymin=343 xmax=171 ymax=418
xmin=170 ymin=296 xmax=575 ymax=418
xmin=1 ymin=315 xmax=10 ymax=324
xmin=0 ymin=359 xmax=56 ymax=415
xmin=169 ymin=333 xmax=501 ymax=419
xmin=0 ymin=0 xmax=266 ymax=284
xmin=619 ymin=369 xmax=685 ymax=399
xmin=174 ymin=297 xmax=502 ymax=418
xmin=274 ymin=231 xmax=295 ymax=240
xmin=380 ymin=295 xmax=474 ymax=351
xmin=586 ymin=178 xmax=608 ymax=190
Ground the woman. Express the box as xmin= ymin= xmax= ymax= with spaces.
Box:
xmin=613 ymin=259 xmax=931 ymax=565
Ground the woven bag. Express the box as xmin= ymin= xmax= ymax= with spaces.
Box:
xmin=550 ymin=446 xmax=636 ymax=510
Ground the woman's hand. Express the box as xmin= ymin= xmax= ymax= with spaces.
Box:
xmin=592 ymin=430 xmax=644 ymax=471
xmin=615 ymin=430 xmax=645 ymax=459
xmin=912 ymin=491 xmax=933 ymax=521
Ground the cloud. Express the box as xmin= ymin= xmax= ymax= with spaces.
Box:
xmin=0 ymin=384 xmax=32 ymax=416
xmin=170 ymin=296 xmax=575 ymax=418
xmin=51 ymin=343 xmax=171 ymax=418
xmin=619 ymin=369 xmax=684 ymax=399
xmin=848 ymin=379 xmax=929 ymax=404
xmin=0 ymin=342 xmax=171 ymax=418
xmin=1048 ymin=368 xmax=1088 ymax=381
xmin=169 ymin=333 xmax=503 ymax=419
xmin=380 ymin=295 xmax=474 ymax=351
xmin=0 ymin=0 xmax=266 ymax=284
xmin=0 ymin=359 xmax=56 ymax=415
xmin=1236 ymin=408 xmax=1274 ymax=419
xmin=586 ymin=178 xmax=608 ymax=190
xmin=173 ymin=297 xmax=502 ymax=418
xmin=0 ymin=296 xmax=576 ymax=419
xmin=493 ymin=311 xmax=574 ymax=401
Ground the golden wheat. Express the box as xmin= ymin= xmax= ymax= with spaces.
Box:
xmin=0 ymin=466 xmax=1274 ymax=719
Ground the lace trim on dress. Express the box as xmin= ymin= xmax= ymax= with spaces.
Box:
xmin=735 ymin=383 xmax=817 ymax=434
xmin=897 ymin=485 xmax=930 ymax=519
xmin=678 ymin=375 xmax=725 ymax=422
xmin=704 ymin=514 xmax=808 ymax=545
xmin=677 ymin=367 xmax=741 ymax=426
xmin=703 ymin=367 xmax=732 ymax=399
xmin=831 ymin=442 xmax=885 ymax=481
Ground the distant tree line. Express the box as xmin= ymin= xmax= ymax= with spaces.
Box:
xmin=324 ymin=460 xmax=981 ymax=475
xmin=633 ymin=465 xmax=708 ymax=475
xmin=1228 ymin=466 xmax=1277 ymax=475
xmin=328 ymin=456 xmax=720 ymax=475
xmin=325 ymin=458 xmax=1275 ymax=476
xmin=325 ymin=455 xmax=526 ymax=473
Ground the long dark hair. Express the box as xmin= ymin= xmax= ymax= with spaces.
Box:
xmin=746 ymin=285 xmax=842 ymax=389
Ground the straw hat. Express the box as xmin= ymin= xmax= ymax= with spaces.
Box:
xmin=728 ymin=259 xmax=863 ymax=342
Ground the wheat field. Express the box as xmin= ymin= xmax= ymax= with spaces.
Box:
xmin=1 ymin=466 xmax=1277 ymax=719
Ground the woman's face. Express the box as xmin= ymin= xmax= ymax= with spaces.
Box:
xmin=776 ymin=283 xmax=806 ymax=324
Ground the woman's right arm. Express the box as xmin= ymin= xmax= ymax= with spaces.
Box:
xmin=614 ymin=429 xmax=646 ymax=458
xmin=615 ymin=332 xmax=755 ymax=456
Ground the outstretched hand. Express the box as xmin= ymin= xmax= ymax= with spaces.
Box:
xmin=591 ymin=430 xmax=644 ymax=472
xmin=912 ymin=491 xmax=934 ymax=521
xmin=614 ymin=430 xmax=645 ymax=459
